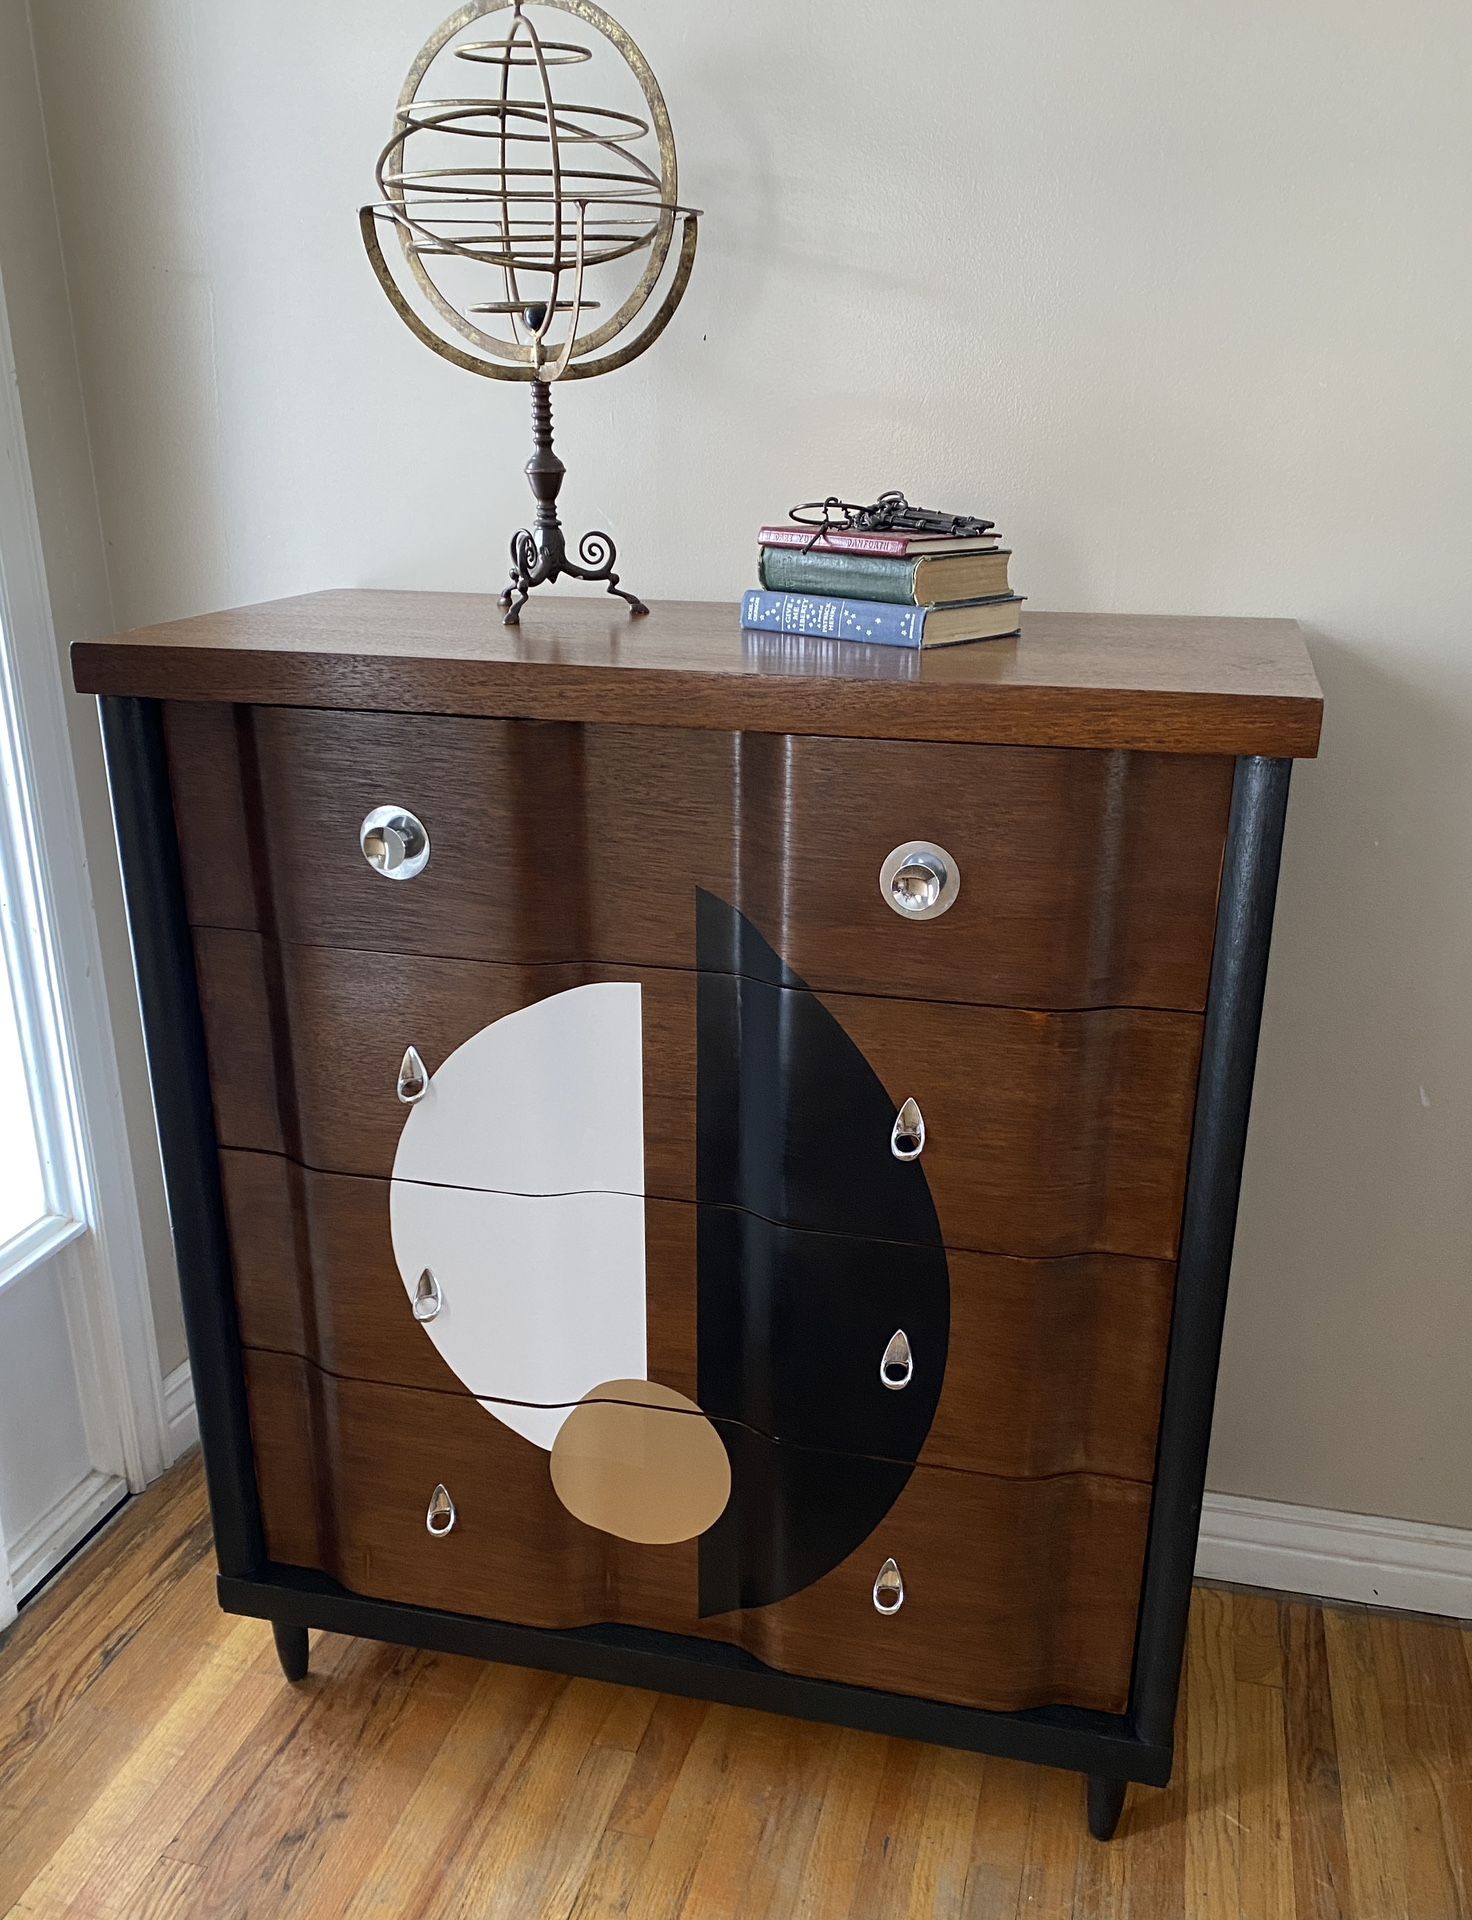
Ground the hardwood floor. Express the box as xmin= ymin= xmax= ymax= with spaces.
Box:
xmin=1 ymin=1456 xmax=1469 ymax=1918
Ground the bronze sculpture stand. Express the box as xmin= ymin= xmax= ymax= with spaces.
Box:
xmin=500 ymin=380 xmax=648 ymax=626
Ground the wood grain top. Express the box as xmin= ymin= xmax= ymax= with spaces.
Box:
xmin=72 ymin=589 xmax=1323 ymax=756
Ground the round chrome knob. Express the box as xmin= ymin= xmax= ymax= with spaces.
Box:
xmin=880 ymin=842 xmax=960 ymax=921
xmin=361 ymin=806 xmax=430 ymax=881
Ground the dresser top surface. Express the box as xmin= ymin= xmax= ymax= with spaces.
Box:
xmin=72 ymin=590 xmax=1322 ymax=757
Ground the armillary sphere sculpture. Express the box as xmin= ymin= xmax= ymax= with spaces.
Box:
xmin=361 ymin=0 xmax=700 ymax=622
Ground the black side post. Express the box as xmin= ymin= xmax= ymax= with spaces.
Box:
xmin=98 ymin=696 xmax=265 ymax=1580
xmin=1130 ymin=756 xmax=1293 ymax=1752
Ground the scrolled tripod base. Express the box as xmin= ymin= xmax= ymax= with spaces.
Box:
xmin=499 ymin=525 xmax=650 ymax=627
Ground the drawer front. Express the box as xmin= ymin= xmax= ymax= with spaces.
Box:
xmin=246 ymin=1350 xmax=1149 ymax=1714
xmin=166 ymin=703 xmax=1231 ymax=1011
xmin=224 ymin=1153 xmax=1174 ymax=1481
xmin=199 ymin=931 xmax=1202 ymax=1259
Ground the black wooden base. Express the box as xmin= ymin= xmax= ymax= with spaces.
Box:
xmin=225 ymin=1566 xmax=1170 ymax=1811
xmin=1087 ymin=1773 xmax=1128 ymax=1841
xmin=272 ymin=1620 xmax=310 ymax=1683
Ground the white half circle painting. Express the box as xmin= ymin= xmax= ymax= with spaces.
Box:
xmin=390 ymin=982 xmax=648 ymax=1451
xmin=393 ymin=980 xmax=645 ymax=1198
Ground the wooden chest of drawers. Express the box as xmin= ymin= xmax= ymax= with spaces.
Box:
xmin=75 ymin=592 xmax=1322 ymax=1839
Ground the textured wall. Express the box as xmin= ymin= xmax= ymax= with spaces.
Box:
xmin=27 ymin=0 xmax=1472 ymax=1523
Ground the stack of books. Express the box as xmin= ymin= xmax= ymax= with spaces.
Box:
xmin=741 ymin=520 xmax=1023 ymax=650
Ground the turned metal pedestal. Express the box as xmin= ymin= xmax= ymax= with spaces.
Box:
xmin=499 ymin=380 xmax=648 ymax=626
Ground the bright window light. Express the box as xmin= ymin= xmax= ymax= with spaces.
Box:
xmin=0 ymin=898 xmax=46 ymax=1249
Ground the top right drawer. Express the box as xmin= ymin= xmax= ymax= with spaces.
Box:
xmin=734 ymin=734 xmax=1233 ymax=1010
xmin=165 ymin=705 xmax=1232 ymax=1012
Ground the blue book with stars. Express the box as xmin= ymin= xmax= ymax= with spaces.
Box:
xmin=740 ymin=588 xmax=1023 ymax=649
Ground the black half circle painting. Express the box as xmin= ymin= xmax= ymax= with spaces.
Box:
xmin=694 ymin=890 xmax=951 ymax=1616
xmin=386 ymin=887 xmax=950 ymax=1615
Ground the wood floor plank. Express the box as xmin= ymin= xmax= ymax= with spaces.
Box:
xmin=674 ymin=1711 xmax=832 ymax=1920
xmin=839 ymin=1740 xmax=983 ymax=1920
xmin=959 ymin=1755 xmax=1034 ymax=1916
xmin=5 ymin=1619 xmax=284 ymax=1916
xmin=1013 ymin=1762 xmax=1083 ymax=1919
xmin=336 ymin=1661 xmax=565 ymax=1920
xmin=1325 ymin=1607 xmax=1412 ymax=1920
xmin=438 ymin=1678 xmax=637 ymax=1920
xmin=605 ymin=1693 xmax=707 ymax=1845
xmin=789 ymin=1726 xmax=889 ymax=1920
xmin=0 ymin=1457 xmax=204 ymax=1688
xmin=902 ymin=1744 xmax=987 ymax=1919
xmin=1232 ymin=1588 xmax=1287 ymax=1691
xmin=1363 ymin=1611 xmax=1471 ymax=1920
xmin=0 ymin=1550 xmax=229 ymax=1910
xmin=1235 ymin=1675 xmax=1296 ymax=1920
xmin=1184 ymin=1588 xmax=1242 ymax=1914
xmin=6 ymin=1457 xmax=1472 ymax=1920
xmin=1279 ymin=1602 xmax=1354 ymax=1920
xmin=240 ymin=1648 xmax=478 ymax=1920
xmin=566 ymin=1826 xmax=652 ymax=1919
xmin=623 ymin=1704 xmax=750 ymax=1917
xmin=1100 ymin=1702 xmax=1188 ymax=1920
xmin=843 ymin=1737 xmax=926 ymax=1918
xmin=593 ymin=1684 xmax=661 ymax=1756
xmin=128 ymin=1855 xmax=205 ymax=1920
xmin=0 ymin=1461 xmax=212 ymax=1801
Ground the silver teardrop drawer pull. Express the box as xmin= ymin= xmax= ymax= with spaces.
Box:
xmin=426 ymin=1484 xmax=457 ymax=1537
xmin=397 ymin=1045 xmax=429 ymax=1105
xmin=880 ymin=841 xmax=960 ymax=921
xmin=879 ymin=1330 xmax=913 ymax=1392
xmin=413 ymin=1269 xmax=443 ymax=1323
xmin=873 ymin=1557 xmax=905 ymax=1615
xmin=361 ymin=805 xmax=430 ymax=881
xmin=891 ymin=1097 xmax=925 ymax=1161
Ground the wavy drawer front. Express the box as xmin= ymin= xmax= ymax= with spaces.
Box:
xmin=197 ymin=932 xmax=1202 ymax=1259
xmin=244 ymin=1350 xmax=1149 ymax=1714
xmin=695 ymin=1204 xmax=1173 ymax=1480
xmin=223 ymin=1153 xmax=1174 ymax=1480
xmin=222 ymin=1152 xmax=698 ymax=1408
xmin=164 ymin=703 xmax=1231 ymax=1010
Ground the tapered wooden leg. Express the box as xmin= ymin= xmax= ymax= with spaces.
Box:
xmin=272 ymin=1620 xmax=309 ymax=1683
xmin=1087 ymin=1774 xmax=1127 ymax=1840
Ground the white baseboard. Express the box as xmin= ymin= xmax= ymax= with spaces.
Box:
xmin=6 ymin=1467 xmax=128 ymax=1605
xmin=162 ymin=1361 xmax=198 ymax=1463
xmin=1198 ymin=1492 xmax=1472 ymax=1619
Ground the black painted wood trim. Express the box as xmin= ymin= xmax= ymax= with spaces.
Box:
xmin=219 ymin=1566 xmax=1171 ymax=1786
xmin=1128 ymin=755 xmax=1293 ymax=1751
xmin=98 ymin=695 xmax=266 ymax=1578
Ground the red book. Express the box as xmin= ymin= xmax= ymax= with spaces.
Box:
xmin=759 ymin=524 xmax=1000 ymax=558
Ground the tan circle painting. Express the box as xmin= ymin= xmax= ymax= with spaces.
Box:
xmin=549 ymin=1380 xmax=732 ymax=1545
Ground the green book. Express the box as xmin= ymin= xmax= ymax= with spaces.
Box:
xmin=759 ymin=543 xmax=1013 ymax=607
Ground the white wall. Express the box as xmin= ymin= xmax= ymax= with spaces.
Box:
xmin=26 ymin=1 xmax=1472 ymax=1526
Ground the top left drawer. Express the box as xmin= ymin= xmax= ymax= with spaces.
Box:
xmin=164 ymin=702 xmax=734 ymax=972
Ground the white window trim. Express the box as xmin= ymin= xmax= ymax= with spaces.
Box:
xmin=0 ymin=255 xmax=169 ymax=1495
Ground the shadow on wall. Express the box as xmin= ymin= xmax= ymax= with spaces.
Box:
xmin=1211 ymin=624 xmax=1472 ymax=1527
